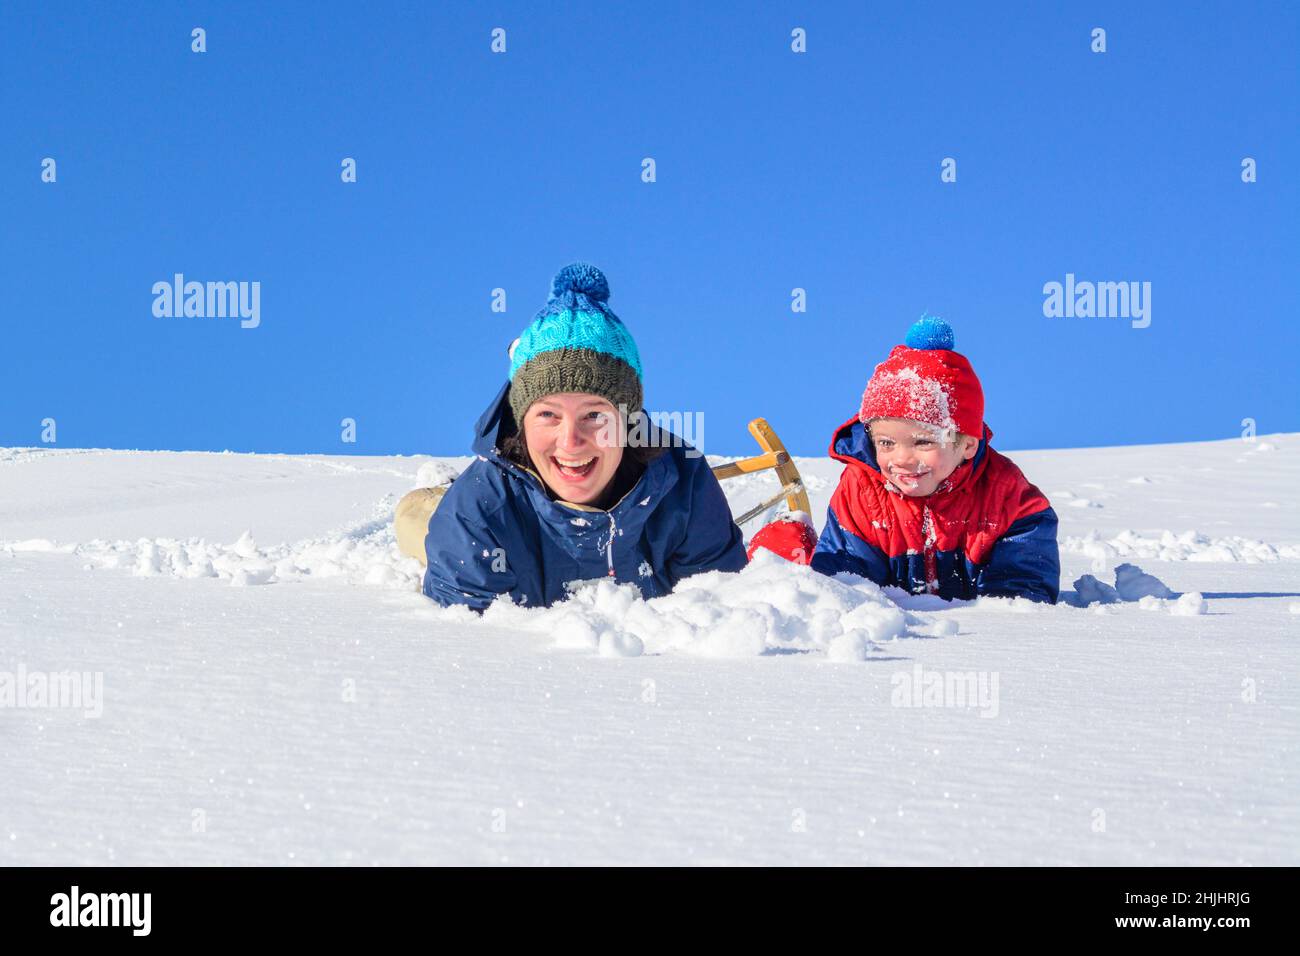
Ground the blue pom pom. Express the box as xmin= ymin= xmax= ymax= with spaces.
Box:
xmin=551 ymin=262 xmax=610 ymax=304
xmin=905 ymin=314 xmax=954 ymax=350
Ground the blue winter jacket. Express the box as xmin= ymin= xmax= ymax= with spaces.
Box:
xmin=422 ymin=382 xmax=748 ymax=610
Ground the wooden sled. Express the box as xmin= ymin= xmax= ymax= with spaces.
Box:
xmin=711 ymin=418 xmax=811 ymax=526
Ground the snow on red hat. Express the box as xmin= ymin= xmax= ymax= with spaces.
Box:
xmin=858 ymin=315 xmax=984 ymax=438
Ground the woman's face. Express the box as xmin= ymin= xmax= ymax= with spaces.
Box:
xmin=523 ymin=393 xmax=625 ymax=506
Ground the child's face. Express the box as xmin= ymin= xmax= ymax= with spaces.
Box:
xmin=523 ymin=393 xmax=624 ymax=507
xmin=868 ymin=417 xmax=979 ymax=497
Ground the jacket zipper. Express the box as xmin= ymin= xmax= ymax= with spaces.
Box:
xmin=606 ymin=512 xmax=617 ymax=577
xmin=507 ymin=454 xmax=640 ymax=580
xmin=921 ymin=504 xmax=938 ymax=594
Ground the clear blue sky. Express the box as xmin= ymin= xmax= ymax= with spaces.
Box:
xmin=3 ymin=1 xmax=1296 ymax=456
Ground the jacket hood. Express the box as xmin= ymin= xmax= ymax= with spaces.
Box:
xmin=471 ymin=380 xmax=517 ymax=462
xmin=827 ymin=414 xmax=994 ymax=497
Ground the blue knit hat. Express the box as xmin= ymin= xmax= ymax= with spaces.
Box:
xmin=507 ymin=263 xmax=644 ymax=425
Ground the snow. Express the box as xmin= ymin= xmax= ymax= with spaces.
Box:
xmin=1066 ymin=528 xmax=1300 ymax=564
xmin=480 ymin=552 xmax=909 ymax=661
xmin=1073 ymin=573 xmax=1122 ymax=606
xmin=1169 ymin=592 xmax=1208 ymax=616
xmin=1113 ymin=562 xmax=1176 ymax=601
xmin=861 ymin=367 xmax=957 ymax=437
xmin=1 ymin=435 xmax=1297 ymax=864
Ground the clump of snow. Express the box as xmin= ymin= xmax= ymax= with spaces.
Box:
xmin=1073 ymin=574 xmax=1120 ymax=605
xmin=230 ymin=567 xmax=276 ymax=587
xmin=1114 ymin=563 xmax=1175 ymax=601
xmin=910 ymin=617 xmax=960 ymax=637
xmin=1072 ymin=566 xmax=1204 ymax=614
xmin=1170 ymin=592 xmax=1208 ymax=616
xmin=231 ymin=530 xmax=259 ymax=558
xmin=414 ymin=460 xmax=461 ymax=488
xmin=476 ymin=550 xmax=909 ymax=661
xmin=1135 ymin=592 xmax=1208 ymax=615
xmin=599 ymin=628 xmax=645 ymax=658
xmin=1065 ymin=529 xmax=1300 ymax=564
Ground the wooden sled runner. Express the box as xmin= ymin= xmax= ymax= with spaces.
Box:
xmin=710 ymin=418 xmax=811 ymax=526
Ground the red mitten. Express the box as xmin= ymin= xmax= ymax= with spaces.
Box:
xmin=746 ymin=517 xmax=817 ymax=565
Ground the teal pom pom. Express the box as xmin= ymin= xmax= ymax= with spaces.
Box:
xmin=905 ymin=314 xmax=954 ymax=350
xmin=550 ymin=262 xmax=610 ymax=304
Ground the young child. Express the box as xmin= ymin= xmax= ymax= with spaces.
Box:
xmin=808 ymin=315 xmax=1059 ymax=603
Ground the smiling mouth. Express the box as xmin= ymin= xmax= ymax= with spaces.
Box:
xmin=890 ymin=469 xmax=932 ymax=483
xmin=552 ymin=456 xmax=598 ymax=481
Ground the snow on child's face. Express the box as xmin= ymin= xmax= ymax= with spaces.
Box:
xmin=524 ymin=393 xmax=625 ymax=507
xmin=868 ymin=417 xmax=978 ymax=497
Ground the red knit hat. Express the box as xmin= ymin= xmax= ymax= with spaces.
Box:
xmin=858 ymin=316 xmax=984 ymax=438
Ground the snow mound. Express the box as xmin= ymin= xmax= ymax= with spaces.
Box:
xmin=1170 ymin=592 xmax=1208 ymax=616
xmin=1073 ymin=573 xmax=1121 ymax=605
xmin=476 ymin=550 xmax=910 ymax=661
xmin=1071 ymin=565 xmax=1203 ymax=613
xmin=44 ymin=496 xmax=424 ymax=591
xmin=1 ymin=538 xmax=77 ymax=554
xmin=414 ymin=460 xmax=461 ymax=489
xmin=1135 ymin=592 xmax=1208 ymax=615
xmin=1114 ymin=562 xmax=1175 ymax=600
xmin=1065 ymin=529 xmax=1300 ymax=564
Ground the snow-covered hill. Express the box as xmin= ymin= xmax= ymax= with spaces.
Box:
xmin=1 ymin=435 xmax=1296 ymax=864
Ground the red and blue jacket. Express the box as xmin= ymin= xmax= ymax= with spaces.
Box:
xmin=810 ymin=417 xmax=1060 ymax=603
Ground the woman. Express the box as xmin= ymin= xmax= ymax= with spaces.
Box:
xmin=397 ymin=263 xmax=747 ymax=611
